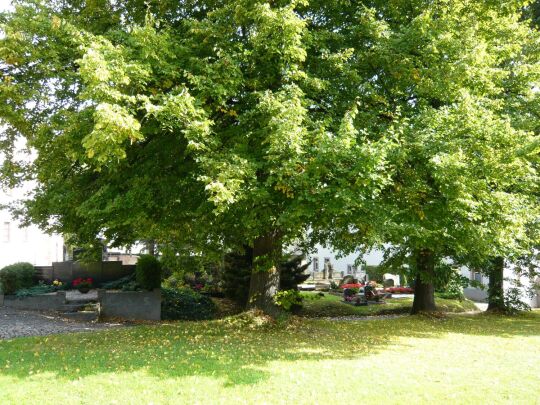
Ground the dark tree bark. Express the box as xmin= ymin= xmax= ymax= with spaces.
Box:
xmin=247 ymin=231 xmax=281 ymax=316
xmin=145 ymin=240 xmax=156 ymax=257
xmin=411 ymin=249 xmax=437 ymax=314
xmin=487 ymin=256 xmax=505 ymax=312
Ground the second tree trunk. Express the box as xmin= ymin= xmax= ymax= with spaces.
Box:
xmin=487 ymin=256 xmax=505 ymax=312
xmin=411 ymin=249 xmax=436 ymax=314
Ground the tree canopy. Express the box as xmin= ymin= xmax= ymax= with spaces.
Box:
xmin=1 ymin=0 xmax=540 ymax=313
xmin=308 ymin=0 xmax=540 ymax=312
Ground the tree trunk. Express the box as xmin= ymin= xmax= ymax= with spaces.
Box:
xmin=487 ymin=256 xmax=505 ymax=312
xmin=247 ymin=232 xmax=281 ymax=316
xmin=411 ymin=249 xmax=436 ymax=314
xmin=146 ymin=240 xmax=156 ymax=257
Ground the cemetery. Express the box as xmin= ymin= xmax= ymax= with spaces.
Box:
xmin=1 ymin=0 xmax=540 ymax=403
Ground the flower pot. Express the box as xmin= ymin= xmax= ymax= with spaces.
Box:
xmin=78 ymin=286 xmax=91 ymax=294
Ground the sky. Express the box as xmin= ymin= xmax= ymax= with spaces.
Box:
xmin=0 ymin=0 xmax=11 ymax=12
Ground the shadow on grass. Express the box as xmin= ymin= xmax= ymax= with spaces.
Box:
xmin=298 ymin=295 xmax=478 ymax=318
xmin=0 ymin=310 xmax=538 ymax=387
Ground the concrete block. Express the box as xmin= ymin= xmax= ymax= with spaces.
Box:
xmin=2 ymin=291 xmax=67 ymax=311
xmin=100 ymin=289 xmax=161 ymax=321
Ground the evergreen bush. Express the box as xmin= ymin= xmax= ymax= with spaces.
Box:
xmin=161 ymin=287 xmax=217 ymax=320
xmin=0 ymin=262 xmax=35 ymax=295
xmin=135 ymin=255 xmax=162 ymax=290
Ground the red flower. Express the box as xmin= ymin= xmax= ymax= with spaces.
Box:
xmin=340 ymin=283 xmax=364 ymax=289
xmin=72 ymin=277 xmax=93 ymax=288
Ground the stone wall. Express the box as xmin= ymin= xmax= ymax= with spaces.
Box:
xmin=98 ymin=289 xmax=161 ymax=321
xmin=41 ymin=261 xmax=135 ymax=284
xmin=1 ymin=289 xmax=162 ymax=321
xmin=0 ymin=291 xmax=67 ymax=311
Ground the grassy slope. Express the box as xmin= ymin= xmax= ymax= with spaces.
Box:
xmin=1 ymin=311 xmax=539 ymax=404
xmin=299 ymin=292 xmax=478 ymax=317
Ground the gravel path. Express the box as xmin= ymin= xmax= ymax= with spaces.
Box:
xmin=474 ymin=302 xmax=488 ymax=311
xmin=322 ymin=314 xmax=408 ymax=322
xmin=0 ymin=308 xmax=123 ymax=340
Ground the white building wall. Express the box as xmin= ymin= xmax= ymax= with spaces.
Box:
xmin=307 ymin=245 xmax=385 ymax=278
xmin=460 ymin=265 xmax=539 ymax=308
xmin=0 ymin=188 xmax=63 ymax=269
xmin=309 ymin=247 xmax=538 ymax=306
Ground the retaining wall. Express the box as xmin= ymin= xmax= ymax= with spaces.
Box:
xmin=0 ymin=291 xmax=67 ymax=311
xmin=98 ymin=289 xmax=161 ymax=321
xmin=40 ymin=261 xmax=135 ymax=284
xmin=1 ymin=289 xmax=162 ymax=321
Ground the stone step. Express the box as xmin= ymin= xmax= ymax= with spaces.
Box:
xmin=60 ymin=303 xmax=86 ymax=313
xmin=60 ymin=311 xmax=99 ymax=323
xmin=65 ymin=298 xmax=99 ymax=305
xmin=60 ymin=302 xmax=99 ymax=313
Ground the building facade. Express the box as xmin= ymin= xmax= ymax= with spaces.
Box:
xmin=306 ymin=245 xmax=401 ymax=284
xmin=0 ymin=187 xmax=64 ymax=269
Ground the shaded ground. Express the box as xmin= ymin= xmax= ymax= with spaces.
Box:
xmin=299 ymin=292 xmax=478 ymax=317
xmin=0 ymin=308 xmax=123 ymax=340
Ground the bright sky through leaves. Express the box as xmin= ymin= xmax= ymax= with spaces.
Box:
xmin=0 ymin=0 xmax=11 ymax=11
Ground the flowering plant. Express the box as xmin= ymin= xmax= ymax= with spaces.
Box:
xmin=52 ymin=279 xmax=63 ymax=287
xmin=72 ymin=277 xmax=93 ymax=289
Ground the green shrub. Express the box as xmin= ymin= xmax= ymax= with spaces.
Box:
xmin=0 ymin=262 xmax=35 ymax=295
xmin=279 ymin=255 xmax=310 ymax=290
xmin=15 ymin=280 xmax=67 ymax=297
xmin=135 ymin=255 xmax=162 ymax=290
xmin=469 ymin=279 xmax=486 ymax=290
xmin=222 ymin=249 xmax=311 ymax=306
xmin=435 ymin=270 xmax=468 ymax=300
xmin=365 ymin=265 xmax=385 ymax=284
xmin=162 ymin=273 xmax=185 ymax=290
xmin=273 ymin=289 xmax=303 ymax=312
xmin=503 ymin=288 xmax=531 ymax=314
xmin=161 ymin=287 xmax=217 ymax=320
xmin=101 ymin=273 xmax=138 ymax=290
xmin=221 ymin=249 xmax=253 ymax=306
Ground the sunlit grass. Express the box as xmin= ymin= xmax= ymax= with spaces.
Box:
xmin=1 ymin=311 xmax=539 ymax=404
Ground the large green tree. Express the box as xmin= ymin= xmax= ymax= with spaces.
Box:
xmin=311 ymin=0 xmax=540 ymax=313
xmin=2 ymin=1 xmax=539 ymax=316
xmin=0 ymin=0 xmax=391 ymax=313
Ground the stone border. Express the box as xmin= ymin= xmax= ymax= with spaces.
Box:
xmin=0 ymin=289 xmax=161 ymax=321
xmin=97 ymin=289 xmax=161 ymax=321
xmin=1 ymin=291 xmax=67 ymax=311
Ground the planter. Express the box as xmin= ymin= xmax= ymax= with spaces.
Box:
xmin=78 ymin=286 xmax=91 ymax=294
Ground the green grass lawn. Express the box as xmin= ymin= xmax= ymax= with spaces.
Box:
xmin=1 ymin=311 xmax=539 ymax=404
xmin=299 ymin=291 xmax=478 ymax=317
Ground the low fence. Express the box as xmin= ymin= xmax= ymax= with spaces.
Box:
xmin=35 ymin=261 xmax=135 ymax=285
